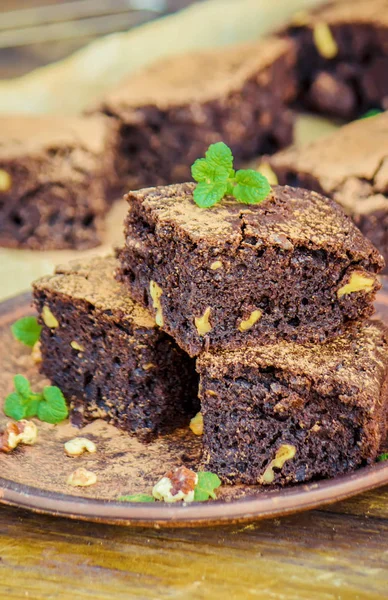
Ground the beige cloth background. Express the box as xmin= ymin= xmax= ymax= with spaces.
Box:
xmin=0 ymin=0 xmax=336 ymax=302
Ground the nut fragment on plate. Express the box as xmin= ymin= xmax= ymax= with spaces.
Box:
xmin=67 ymin=467 xmax=97 ymax=487
xmin=0 ymin=420 xmax=38 ymax=453
xmin=64 ymin=437 xmax=97 ymax=457
xmin=152 ymin=466 xmax=198 ymax=503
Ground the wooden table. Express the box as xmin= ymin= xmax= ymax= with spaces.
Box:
xmin=1 ymin=487 xmax=388 ymax=599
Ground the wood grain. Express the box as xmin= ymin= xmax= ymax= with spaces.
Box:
xmin=0 ymin=499 xmax=387 ymax=599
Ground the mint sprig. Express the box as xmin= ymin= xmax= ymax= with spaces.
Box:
xmin=191 ymin=142 xmax=271 ymax=208
xmin=4 ymin=375 xmax=68 ymax=424
xmin=194 ymin=471 xmax=222 ymax=501
xmin=118 ymin=494 xmax=155 ymax=503
xmin=11 ymin=316 xmax=42 ymax=347
xmin=377 ymin=453 xmax=388 ymax=462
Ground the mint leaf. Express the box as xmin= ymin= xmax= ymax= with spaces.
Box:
xmin=377 ymin=453 xmax=388 ymax=462
xmin=193 ymin=181 xmax=228 ymax=208
xmin=194 ymin=471 xmax=221 ymax=502
xmin=233 ymin=169 xmax=271 ymax=204
xmin=11 ymin=316 xmax=42 ymax=347
xmin=14 ymin=374 xmax=31 ymax=399
xmin=37 ymin=386 xmax=68 ymax=424
xmin=360 ymin=108 xmax=383 ymax=120
xmin=205 ymin=142 xmax=234 ymax=172
xmin=4 ymin=392 xmax=29 ymax=421
xmin=24 ymin=393 xmax=42 ymax=419
xmin=118 ymin=494 xmax=155 ymax=503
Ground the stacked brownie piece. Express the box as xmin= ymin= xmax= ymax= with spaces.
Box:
xmin=0 ymin=115 xmax=114 ymax=250
xmin=283 ymin=0 xmax=388 ymax=119
xmin=265 ymin=112 xmax=388 ymax=272
xmin=33 ymin=256 xmax=198 ymax=441
xmin=115 ymin=181 xmax=388 ymax=485
xmin=91 ymin=38 xmax=297 ymax=195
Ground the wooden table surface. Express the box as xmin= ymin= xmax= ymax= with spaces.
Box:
xmin=1 ymin=487 xmax=388 ymax=599
xmin=1 ymin=2 xmax=388 ymax=598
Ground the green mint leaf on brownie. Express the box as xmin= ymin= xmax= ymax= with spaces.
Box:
xmin=360 ymin=108 xmax=383 ymax=119
xmin=205 ymin=141 xmax=234 ymax=172
xmin=37 ymin=386 xmax=68 ymax=424
xmin=118 ymin=494 xmax=156 ymax=503
xmin=377 ymin=452 xmax=388 ymax=462
xmin=11 ymin=316 xmax=42 ymax=347
xmin=232 ymin=169 xmax=272 ymax=205
xmin=191 ymin=143 xmax=271 ymax=207
xmin=193 ymin=181 xmax=228 ymax=208
xmin=194 ymin=471 xmax=221 ymax=501
xmin=4 ymin=392 xmax=30 ymax=421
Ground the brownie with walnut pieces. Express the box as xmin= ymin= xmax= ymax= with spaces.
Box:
xmin=32 ymin=256 xmax=198 ymax=441
xmin=266 ymin=112 xmax=388 ymax=272
xmin=197 ymin=320 xmax=388 ymax=485
xmin=116 ymin=182 xmax=384 ymax=357
xmin=0 ymin=115 xmax=113 ymax=250
xmin=284 ymin=0 xmax=388 ymax=119
xmin=91 ymin=37 xmax=296 ymax=195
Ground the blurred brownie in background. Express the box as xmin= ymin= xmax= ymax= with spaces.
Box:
xmin=0 ymin=115 xmax=113 ymax=250
xmin=284 ymin=0 xmax=388 ymax=119
xmin=265 ymin=112 xmax=388 ymax=271
xmin=92 ymin=38 xmax=297 ymax=195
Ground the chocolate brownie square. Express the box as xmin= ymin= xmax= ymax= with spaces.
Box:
xmin=284 ymin=0 xmax=388 ymax=119
xmin=266 ymin=112 xmax=388 ymax=272
xmin=92 ymin=38 xmax=296 ymax=194
xmin=197 ymin=320 xmax=388 ymax=485
xmin=117 ymin=182 xmax=383 ymax=357
xmin=0 ymin=115 xmax=113 ymax=250
xmin=33 ymin=256 xmax=198 ymax=441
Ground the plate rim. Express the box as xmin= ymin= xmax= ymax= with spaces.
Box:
xmin=1 ymin=292 xmax=388 ymax=528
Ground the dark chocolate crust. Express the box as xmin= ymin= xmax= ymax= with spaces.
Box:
xmin=197 ymin=320 xmax=388 ymax=485
xmin=117 ymin=182 xmax=384 ymax=357
xmin=267 ymin=112 xmax=388 ymax=272
xmin=284 ymin=0 xmax=388 ymax=119
xmin=32 ymin=256 xmax=199 ymax=441
xmin=92 ymin=38 xmax=296 ymax=195
xmin=0 ymin=116 xmax=113 ymax=250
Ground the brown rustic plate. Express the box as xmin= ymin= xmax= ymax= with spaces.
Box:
xmin=1 ymin=287 xmax=388 ymax=528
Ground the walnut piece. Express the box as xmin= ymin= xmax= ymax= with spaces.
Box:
xmin=337 ymin=271 xmax=375 ymax=298
xmin=0 ymin=420 xmax=38 ymax=453
xmin=189 ymin=412 xmax=203 ymax=436
xmin=64 ymin=437 xmax=97 ymax=457
xmin=67 ymin=467 xmax=97 ymax=487
xmin=260 ymin=444 xmax=296 ymax=484
xmin=152 ymin=466 xmax=198 ymax=503
xmin=149 ymin=280 xmax=164 ymax=327
xmin=31 ymin=341 xmax=42 ymax=364
xmin=210 ymin=260 xmax=223 ymax=270
xmin=70 ymin=340 xmax=85 ymax=352
xmin=257 ymin=162 xmax=278 ymax=185
xmin=0 ymin=169 xmax=12 ymax=192
xmin=42 ymin=305 xmax=59 ymax=328
xmin=238 ymin=310 xmax=262 ymax=332
xmin=194 ymin=307 xmax=212 ymax=336
xmin=313 ymin=22 xmax=338 ymax=59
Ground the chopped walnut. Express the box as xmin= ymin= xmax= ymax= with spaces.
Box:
xmin=0 ymin=420 xmax=38 ymax=453
xmin=149 ymin=280 xmax=164 ymax=327
xmin=67 ymin=467 xmax=97 ymax=487
xmin=42 ymin=305 xmax=59 ymax=328
xmin=31 ymin=341 xmax=42 ymax=364
xmin=0 ymin=169 xmax=12 ymax=192
xmin=70 ymin=340 xmax=85 ymax=352
xmin=337 ymin=271 xmax=375 ymax=298
xmin=313 ymin=22 xmax=338 ymax=59
xmin=189 ymin=412 xmax=204 ymax=436
xmin=260 ymin=444 xmax=296 ymax=484
xmin=64 ymin=437 xmax=97 ymax=457
xmin=238 ymin=309 xmax=262 ymax=332
xmin=152 ymin=466 xmax=198 ymax=503
xmin=194 ymin=307 xmax=212 ymax=336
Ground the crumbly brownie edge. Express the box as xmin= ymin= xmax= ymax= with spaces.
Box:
xmin=32 ymin=286 xmax=199 ymax=441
